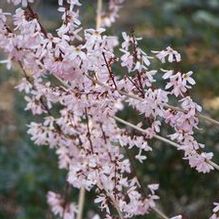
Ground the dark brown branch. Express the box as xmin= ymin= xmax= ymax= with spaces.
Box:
xmin=84 ymin=108 xmax=94 ymax=153
xmin=26 ymin=3 xmax=48 ymax=37
xmin=102 ymin=52 xmax=118 ymax=89
xmin=130 ymin=31 xmax=145 ymax=98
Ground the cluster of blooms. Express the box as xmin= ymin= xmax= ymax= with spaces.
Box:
xmin=101 ymin=0 xmax=126 ymax=28
xmin=0 ymin=0 xmax=217 ymax=218
xmin=119 ymin=31 xmax=213 ymax=173
xmin=47 ymin=191 xmax=78 ymax=219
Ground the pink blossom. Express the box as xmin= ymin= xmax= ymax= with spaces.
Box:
xmin=152 ymin=46 xmax=181 ymax=63
xmin=47 ymin=191 xmax=77 ymax=219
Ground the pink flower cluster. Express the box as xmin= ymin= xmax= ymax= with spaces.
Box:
xmin=47 ymin=191 xmax=77 ymax=219
xmin=0 ymin=0 xmax=217 ymax=218
xmin=101 ymin=0 xmax=126 ymax=28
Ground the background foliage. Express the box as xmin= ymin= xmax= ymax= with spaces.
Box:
xmin=0 ymin=0 xmax=219 ymax=218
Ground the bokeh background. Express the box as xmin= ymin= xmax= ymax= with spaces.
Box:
xmin=0 ymin=0 xmax=219 ymax=218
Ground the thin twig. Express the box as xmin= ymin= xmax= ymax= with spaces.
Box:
xmin=102 ymin=52 xmax=117 ymax=89
xmin=85 ymin=108 xmax=94 ymax=153
xmin=130 ymin=32 xmax=145 ymax=98
xmin=113 ymin=116 xmax=219 ymax=171
xmin=27 ymin=3 xmax=48 ymax=37
xmin=152 ymin=207 xmax=169 ymax=219
xmin=126 ymin=74 xmax=145 ymax=95
xmin=96 ymin=0 xmax=103 ymax=29
xmin=76 ymin=188 xmax=85 ymax=219
xmin=198 ymin=114 xmax=219 ymax=126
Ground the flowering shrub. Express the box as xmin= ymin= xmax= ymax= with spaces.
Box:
xmin=0 ymin=0 xmax=219 ymax=218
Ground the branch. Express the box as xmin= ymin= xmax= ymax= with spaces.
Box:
xmin=85 ymin=107 xmax=94 ymax=153
xmin=152 ymin=207 xmax=169 ymax=219
xmin=113 ymin=116 xmax=219 ymax=171
xmin=96 ymin=0 xmax=103 ymax=29
xmin=102 ymin=52 xmax=117 ymax=89
xmin=76 ymin=188 xmax=85 ymax=219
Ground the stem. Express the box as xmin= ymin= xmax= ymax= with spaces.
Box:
xmin=154 ymin=134 xmax=179 ymax=148
xmin=126 ymin=74 xmax=145 ymax=95
xmin=113 ymin=116 xmax=219 ymax=171
xmin=96 ymin=0 xmax=103 ymax=29
xmin=27 ymin=3 xmax=48 ymax=37
xmin=152 ymin=206 xmax=169 ymax=219
xmin=102 ymin=52 xmax=117 ymax=89
xmin=208 ymin=160 xmax=219 ymax=170
xmin=131 ymin=32 xmax=145 ymax=98
xmin=199 ymin=114 xmax=219 ymax=126
xmin=76 ymin=188 xmax=85 ymax=219
xmin=85 ymin=108 xmax=94 ymax=153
